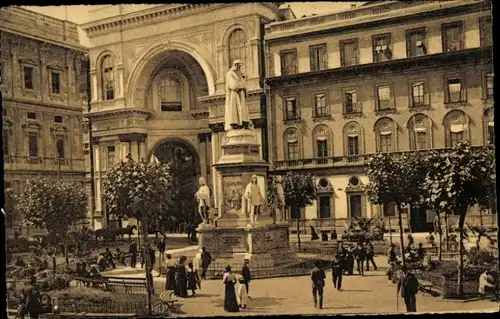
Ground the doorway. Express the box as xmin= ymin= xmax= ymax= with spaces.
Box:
xmin=410 ymin=205 xmax=431 ymax=233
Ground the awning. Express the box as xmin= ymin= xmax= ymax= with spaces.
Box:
xmin=414 ymin=127 xmax=427 ymax=132
xmin=379 ymin=130 xmax=391 ymax=136
xmin=316 ymin=136 xmax=327 ymax=141
xmin=347 ymin=134 xmax=358 ymax=137
xmin=287 ymin=138 xmax=298 ymax=143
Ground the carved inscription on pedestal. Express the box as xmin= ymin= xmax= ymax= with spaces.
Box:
xmin=220 ymin=234 xmax=246 ymax=253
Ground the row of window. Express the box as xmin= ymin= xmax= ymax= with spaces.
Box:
xmin=280 ymin=17 xmax=492 ymax=75
xmin=284 ymin=110 xmax=495 ymax=161
xmin=25 ymin=111 xmax=64 ymax=123
xmin=283 ymin=73 xmax=493 ymax=121
xmin=21 ymin=65 xmax=62 ymax=94
xmin=3 ymin=131 xmax=67 ymax=161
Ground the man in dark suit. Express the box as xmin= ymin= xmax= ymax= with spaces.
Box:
xmin=332 ymin=255 xmax=343 ymax=292
xmin=129 ymin=240 xmax=138 ymax=268
xmin=200 ymin=247 xmax=212 ymax=280
xmin=242 ymin=259 xmax=251 ymax=296
xmin=397 ymin=265 xmax=419 ymax=312
xmin=310 ymin=260 xmax=326 ymax=309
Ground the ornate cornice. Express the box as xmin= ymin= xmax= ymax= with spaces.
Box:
xmin=85 ymin=108 xmax=153 ymax=120
xmin=81 ymin=4 xmax=230 ymax=37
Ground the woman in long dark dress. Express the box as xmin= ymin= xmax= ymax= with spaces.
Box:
xmin=223 ymin=265 xmax=239 ymax=312
xmin=165 ymin=254 xmax=177 ymax=292
xmin=186 ymin=262 xmax=200 ymax=297
xmin=175 ymin=256 xmax=188 ymax=297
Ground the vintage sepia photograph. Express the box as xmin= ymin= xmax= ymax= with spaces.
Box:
xmin=2 ymin=1 xmax=498 ymax=318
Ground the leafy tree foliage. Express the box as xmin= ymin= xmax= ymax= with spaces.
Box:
xmin=423 ymin=143 xmax=495 ymax=296
xmin=5 ymin=187 xmax=19 ymax=230
xmin=366 ymin=152 xmax=427 ymax=263
xmin=102 ymin=157 xmax=173 ymax=225
xmin=281 ymin=171 xmax=316 ymax=210
xmin=17 ymin=178 xmax=88 ymax=246
xmin=266 ymin=176 xmax=282 ymax=221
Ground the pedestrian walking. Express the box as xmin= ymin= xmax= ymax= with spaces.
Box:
xmin=345 ymin=245 xmax=355 ymax=275
xmin=241 ymin=259 xmax=251 ymax=296
xmin=236 ymin=274 xmax=250 ymax=309
xmin=332 ymin=255 xmax=343 ymax=291
xmin=158 ymin=236 xmax=166 ymax=262
xmin=365 ymin=241 xmax=378 ymax=271
xmin=165 ymin=254 xmax=177 ymax=291
xmin=22 ymin=276 xmax=41 ymax=319
xmin=129 ymin=240 xmax=138 ymax=268
xmin=200 ymin=247 xmax=212 ymax=280
xmin=186 ymin=262 xmax=200 ymax=297
xmin=426 ymin=231 xmax=436 ymax=248
xmin=354 ymin=242 xmax=366 ymax=276
xmin=336 ymin=240 xmax=347 ymax=273
xmin=310 ymin=260 xmax=326 ymax=309
xmin=223 ymin=265 xmax=239 ymax=312
xmin=175 ymin=256 xmax=188 ymax=298
xmin=397 ymin=265 xmax=419 ymax=313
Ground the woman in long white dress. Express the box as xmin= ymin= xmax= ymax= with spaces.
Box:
xmin=236 ymin=274 xmax=250 ymax=309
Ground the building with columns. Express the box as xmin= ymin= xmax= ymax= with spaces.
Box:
xmin=80 ymin=3 xmax=293 ymax=229
xmin=264 ymin=0 xmax=494 ymax=232
xmin=1 ymin=7 xmax=89 ymax=234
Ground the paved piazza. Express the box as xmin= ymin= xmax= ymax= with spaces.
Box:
xmin=149 ymin=271 xmax=498 ymax=316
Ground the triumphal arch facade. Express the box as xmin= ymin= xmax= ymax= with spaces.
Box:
xmin=81 ymin=4 xmax=283 ymax=228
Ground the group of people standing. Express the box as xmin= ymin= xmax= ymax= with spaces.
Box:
xmin=164 ymin=255 xmax=200 ymax=298
xmin=221 ymin=259 xmax=252 ymax=312
xmin=335 ymin=240 xmax=378 ymax=277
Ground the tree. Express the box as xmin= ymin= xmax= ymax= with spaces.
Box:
xmin=266 ymin=176 xmax=281 ymax=223
xmin=5 ymin=188 xmax=20 ymax=236
xmin=366 ymin=152 xmax=427 ymax=265
xmin=280 ymin=171 xmax=316 ymax=249
xmin=423 ymin=143 xmax=495 ymax=296
xmin=103 ymin=156 xmax=173 ymax=315
xmin=17 ymin=178 xmax=88 ymax=265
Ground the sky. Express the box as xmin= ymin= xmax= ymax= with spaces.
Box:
xmin=22 ymin=2 xmax=362 ymax=47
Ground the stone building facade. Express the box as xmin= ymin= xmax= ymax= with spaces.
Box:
xmin=80 ymin=4 xmax=290 ymax=229
xmin=265 ymin=0 xmax=493 ymax=232
xmin=1 ymin=7 xmax=89 ymax=234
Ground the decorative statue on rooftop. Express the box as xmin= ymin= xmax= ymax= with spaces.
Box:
xmin=224 ymin=60 xmax=250 ymax=131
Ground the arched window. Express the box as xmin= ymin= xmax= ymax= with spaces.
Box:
xmin=312 ymin=124 xmax=331 ymax=164
xmin=101 ymin=55 xmax=115 ymax=101
xmin=343 ymin=121 xmax=363 ymax=162
xmin=374 ymin=117 xmax=396 ymax=153
xmin=408 ymin=113 xmax=432 ymax=151
xmin=484 ymin=108 xmax=494 ymax=146
xmin=284 ymin=128 xmax=301 ymax=163
xmin=159 ymin=76 xmax=182 ymax=112
xmin=443 ymin=110 xmax=469 ymax=148
xmin=228 ymin=28 xmax=247 ymax=74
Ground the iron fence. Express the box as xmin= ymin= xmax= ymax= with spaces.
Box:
xmin=58 ymin=299 xmax=149 ymax=314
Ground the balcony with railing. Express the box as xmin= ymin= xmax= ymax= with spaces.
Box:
xmin=272 ymin=146 xmax=494 ymax=171
xmin=274 ymin=154 xmax=370 ymax=170
xmin=4 ymin=155 xmax=86 ymax=173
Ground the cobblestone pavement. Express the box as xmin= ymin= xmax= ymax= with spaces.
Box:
xmin=169 ymin=271 xmax=498 ymax=316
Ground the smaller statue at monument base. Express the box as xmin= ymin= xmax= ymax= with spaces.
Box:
xmin=274 ymin=175 xmax=286 ymax=223
xmin=195 ymin=177 xmax=212 ymax=225
xmin=243 ymin=175 xmax=264 ymax=226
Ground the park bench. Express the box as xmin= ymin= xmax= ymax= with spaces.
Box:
xmin=104 ymin=276 xmax=147 ymax=294
xmin=418 ymin=279 xmax=436 ymax=296
xmin=154 ymin=290 xmax=178 ymax=314
xmin=73 ymin=276 xmax=111 ymax=290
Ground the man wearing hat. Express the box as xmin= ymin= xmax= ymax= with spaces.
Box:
xmin=397 ymin=265 xmax=419 ymax=312
xmin=224 ymin=59 xmax=250 ymax=131
xmin=241 ymin=258 xmax=251 ymax=297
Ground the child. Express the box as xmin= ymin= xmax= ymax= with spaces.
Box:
xmin=186 ymin=262 xmax=200 ymax=297
xmin=236 ymin=274 xmax=250 ymax=309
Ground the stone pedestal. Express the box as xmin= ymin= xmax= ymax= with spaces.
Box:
xmin=196 ymin=129 xmax=294 ymax=273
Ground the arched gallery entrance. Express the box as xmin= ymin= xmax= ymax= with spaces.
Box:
xmin=152 ymin=139 xmax=201 ymax=231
